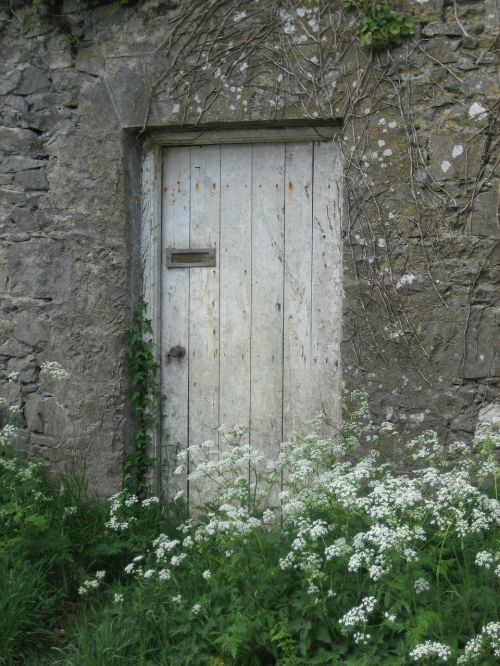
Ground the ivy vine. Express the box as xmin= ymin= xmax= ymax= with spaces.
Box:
xmin=346 ymin=0 xmax=414 ymax=49
xmin=125 ymin=297 xmax=158 ymax=498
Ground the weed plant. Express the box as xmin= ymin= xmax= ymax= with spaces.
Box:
xmin=1 ymin=383 xmax=499 ymax=665
xmin=57 ymin=397 xmax=500 ymax=664
xmin=0 ymin=363 xmax=180 ymax=665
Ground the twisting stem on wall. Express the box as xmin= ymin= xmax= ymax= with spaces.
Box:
xmin=125 ymin=296 xmax=159 ymax=498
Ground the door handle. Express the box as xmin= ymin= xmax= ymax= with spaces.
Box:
xmin=167 ymin=345 xmax=186 ymax=359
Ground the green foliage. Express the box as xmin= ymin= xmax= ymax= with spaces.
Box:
xmin=346 ymin=0 xmax=414 ymax=49
xmin=1 ymin=397 xmax=498 ymax=664
xmin=0 ymin=446 xmax=174 ymax=664
xmin=0 ymin=557 xmax=57 ymax=664
xmin=124 ymin=296 xmax=159 ymax=497
xmin=52 ymin=411 xmax=499 ymax=665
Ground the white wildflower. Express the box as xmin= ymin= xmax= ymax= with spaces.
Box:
xmin=170 ymin=553 xmax=187 ymax=567
xmin=339 ymin=597 xmax=377 ymax=628
xmin=114 ymin=593 xmax=124 ymax=603
xmin=414 ymin=577 xmax=430 ymax=594
xmin=458 ymin=622 xmax=500 ymax=664
xmin=1 ymin=424 xmax=18 ymax=442
xmin=409 ymin=641 xmax=451 ymax=662
xmin=40 ymin=361 xmax=69 ymax=381
xmin=354 ymin=631 xmax=371 ymax=645
xmin=202 ymin=569 xmax=211 ymax=580
xmin=78 ymin=577 xmax=100 ymax=596
xmin=325 ymin=538 xmax=350 ymax=560
xmin=191 ymin=603 xmax=201 ymax=615
xmin=475 ymin=550 xmax=494 ymax=569
xmin=141 ymin=496 xmax=159 ymax=507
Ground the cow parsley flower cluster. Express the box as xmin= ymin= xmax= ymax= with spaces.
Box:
xmin=0 ymin=423 xmax=18 ymax=446
xmin=106 ymin=492 xmax=136 ymax=531
xmin=409 ymin=640 xmax=451 ymax=662
xmin=457 ymin=622 xmax=500 ymax=664
xmin=88 ymin=393 xmax=498 ymax=663
xmin=339 ymin=596 xmax=377 ymax=629
xmin=414 ymin=577 xmax=430 ymax=594
xmin=474 ymin=550 xmax=496 ymax=569
xmin=78 ymin=570 xmax=105 ymax=596
xmin=40 ymin=360 xmax=70 ymax=381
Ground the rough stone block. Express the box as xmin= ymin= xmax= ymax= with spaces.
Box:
xmin=0 ymin=127 xmax=42 ymax=156
xmin=425 ymin=36 xmax=460 ymax=63
xmin=7 ymin=355 xmax=37 ymax=383
xmin=6 ymin=240 xmax=74 ymax=300
xmin=25 ymin=394 xmax=73 ymax=438
xmin=17 ymin=66 xmax=51 ymax=95
xmin=13 ymin=313 xmax=50 ymax=348
xmin=75 ymin=46 xmax=105 ymax=76
xmin=469 ymin=188 xmax=500 ymax=237
xmin=427 ymin=133 xmax=484 ymax=181
xmin=422 ymin=22 xmax=463 ymax=37
xmin=0 ymin=379 xmax=21 ymax=407
xmin=463 ymin=307 xmax=500 ymax=379
xmin=13 ymin=168 xmax=49 ymax=190
xmin=2 ymin=95 xmax=29 ymax=115
xmin=475 ymin=402 xmax=500 ymax=438
xmin=0 ymin=68 xmax=21 ymax=95
xmin=0 ymin=338 xmax=33 ymax=358
xmin=0 ymin=187 xmax=26 ymax=204
xmin=2 ymin=156 xmax=48 ymax=173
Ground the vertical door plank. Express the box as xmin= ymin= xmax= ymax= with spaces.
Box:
xmin=283 ymin=142 xmax=314 ymax=435
xmin=219 ymin=145 xmax=252 ymax=448
xmin=251 ymin=143 xmax=285 ymax=471
xmin=311 ymin=142 xmax=343 ymax=428
xmin=161 ymin=146 xmax=191 ymax=500
xmin=188 ymin=145 xmax=221 ymax=503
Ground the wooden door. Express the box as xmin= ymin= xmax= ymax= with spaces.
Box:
xmin=161 ymin=140 xmax=342 ymax=498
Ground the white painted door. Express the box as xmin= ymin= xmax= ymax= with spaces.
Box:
xmin=161 ymin=140 xmax=342 ymax=498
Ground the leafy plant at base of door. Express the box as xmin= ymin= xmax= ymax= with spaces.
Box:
xmin=346 ymin=0 xmax=414 ymax=49
xmin=125 ymin=297 xmax=158 ymax=498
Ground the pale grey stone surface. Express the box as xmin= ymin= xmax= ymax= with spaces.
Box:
xmin=0 ymin=0 xmax=498 ymax=493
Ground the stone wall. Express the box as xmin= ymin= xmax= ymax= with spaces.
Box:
xmin=0 ymin=0 xmax=498 ymax=494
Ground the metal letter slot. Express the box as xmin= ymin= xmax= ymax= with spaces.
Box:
xmin=166 ymin=247 xmax=216 ymax=268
